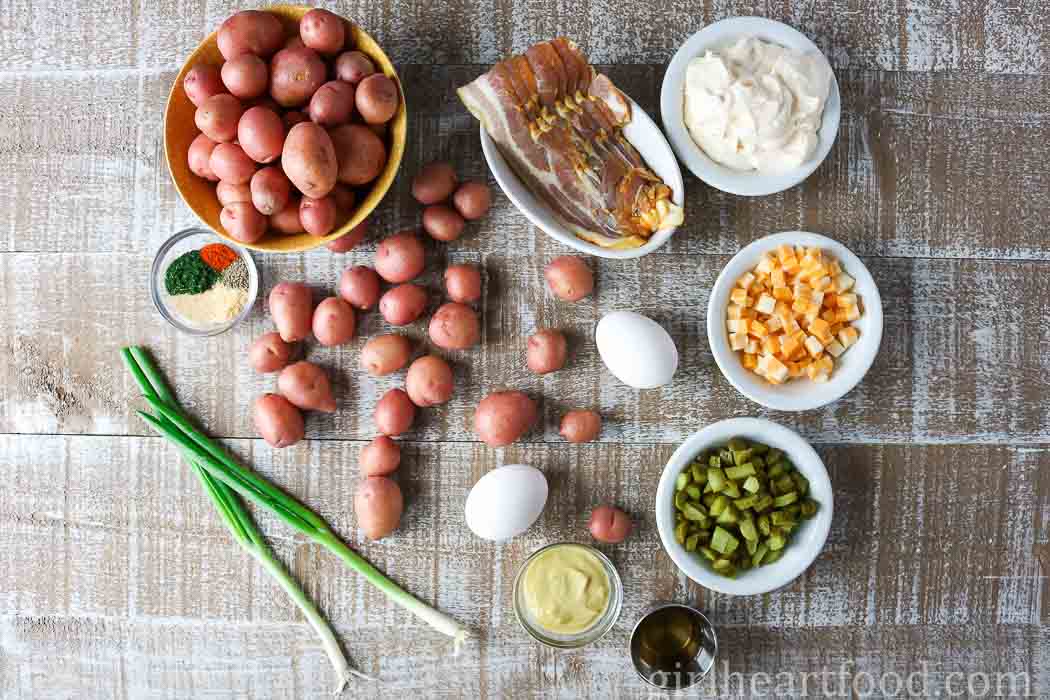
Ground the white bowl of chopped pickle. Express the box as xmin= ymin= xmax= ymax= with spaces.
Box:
xmin=656 ymin=418 xmax=833 ymax=596
xmin=707 ymin=231 xmax=882 ymax=411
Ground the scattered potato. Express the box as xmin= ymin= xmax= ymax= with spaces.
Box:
xmin=278 ymin=361 xmax=336 ymax=412
xmin=452 ymin=181 xmax=491 ymax=220
xmin=429 ymin=302 xmax=480 ymax=350
xmin=588 ymin=505 xmax=632 ymax=544
xmin=422 ymin=204 xmax=465 ymax=242
xmin=339 ymin=265 xmax=381 ymax=310
xmin=405 ymin=355 xmax=454 ymax=407
xmin=544 ymin=256 xmax=594 ymax=301
xmin=268 ymin=281 xmax=313 ymax=342
xmin=253 ymin=393 xmax=304 ymax=448
xmin=248 ymin=331 xmax=295 ymax=373
xmin=375 ymin=231 xmax=425 ymax=283
xmin=312 ymin=297 xmax=356 ymax=347
xmin=412 ymin=162 xmax=457 ymax=205
xmin=360 ymin=334 xmax=412 ymax=376
xmin=359 ymin=436 xmax=400 ymax=477
xmin=300 ymin=195 xmax=338 ymax=237
xmin=444 ymin=264 xmax=482 ymax=304
xmin=559 ymin=410 xmax=601 ymax=443
xmin=374 ymin=388 xmax=416 ymax=436
xmin=526 ymin=329 xmax=567 ymax=374
xmin=474 ymin=391 xmax=537 ymax=447
xmin=379 ymin=284 xmax=428 ymax=326
xmin=355 ymin=476 xmax=403 ymax=540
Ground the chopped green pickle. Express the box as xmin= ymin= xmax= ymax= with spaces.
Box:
xmin=709 ymin=494 xmax=729 ymax=517
xmin=707 ymin=468 xmax=726 ymax=492
xmin=767 ymin=533 xmax=786 ymax=551
xmin=702 ymin=493 xmax=717 ymax=507
xmin=675 ymin=521 xmax=688 ymax=544
xmin=725 ymin=463 xmax=756 ymax=480
xmin=716 ymin=504 xmax=739 ymax=525
xmin=746 ymin=538 xmax=759 ymax=556
xmin=686 ymin=485 xmax=702 ymax=500
xmin=733 ymin=494 xmax=758 ymax=511
xmin=774 ymin=491 xmax=799 ymax=508
xmin=674 ymin=491 xmax=688 ymax=511
xmin=727 ymin=438 xmax=748 ymax=452
xmin=801 ymin=499 xmax=819 ymax=518
xmin=752 ymin=543 xmax=769 ymax=567
xmin=699 ymin=546 xmax=718 ymax=561
xmin=711 ymin=526 xmax=740 ymax=555
xmin=739 ymin=519 xmax=759 ymax=542
xmin=685 ymin=533 xmax=701 ymax=552
xmin=743 ymin=476 xmax=761 ymax=494
xmin=708 ymin=455 xmax=721 ymax=468
xmin=763 ymin=549 xmax=784 ymax=565
xmin=682 ymin=503 xmax=707 ymax=522
xmin=676 ymin=472 xmax=690 ymax=491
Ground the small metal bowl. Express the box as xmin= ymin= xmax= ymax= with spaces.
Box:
xmin=150 ymin=227 xmax=259 ymax=336
xmin=629 ymin=603 xmax=717 ymax=691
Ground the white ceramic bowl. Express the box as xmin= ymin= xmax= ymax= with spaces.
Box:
xmin=707 ymin=231 xmax=882 ymax=411
xmin=659 ymin=17 xmax=841 ymax=196
xmin=656 ymin=418 xmax=833 ymax=596
xmin=479 ymin=97 xmax=685 ymax=259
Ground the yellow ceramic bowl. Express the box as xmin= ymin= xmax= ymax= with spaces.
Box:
xmin=163 ymin=5 xmax=406 ymax=253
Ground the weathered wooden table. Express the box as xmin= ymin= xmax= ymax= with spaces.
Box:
xmin=2 ymin=1 xmax=1047 ymax=698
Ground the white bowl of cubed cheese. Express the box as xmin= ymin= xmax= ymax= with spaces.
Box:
xmin=706 ymin=232 xmax=883 ymax=411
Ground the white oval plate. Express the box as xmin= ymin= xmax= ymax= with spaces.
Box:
xmin=480 ymin=96 xmax=685 ymax=259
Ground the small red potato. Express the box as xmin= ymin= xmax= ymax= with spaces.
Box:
xmin=355 ymin=74 xmax=399 ymax=124
xmin=339 ymin=265 xmax=381 ymax=310
xmin=379 ymin=284 xmax=428 ymax=326
xmin=588 ymin=504 xmax=632 ymax=544
xmin=220 ymin=202 xmax=267 ymax=243
xmin=282 ymin=122 xmax=338 ymax=198
xmin=412 ymin=162 xmax=457 ymax=204
xmin=474 ymin=391 xmax=537 ymax=447
xmin=559 ymin=409 xmax=601 ymax=443
xmin=237 ymin=106 xmax=285 ymax=163
xmin=187 ymin=133 xmax=219 ymax=181
xmin=299 ymin=8 xmax=346 ymax=55
xmin=360 ymin=334 xmax=412 ymax=376
xmin=527 ymin=329 xmax=567 ymax=374
xmin=312 ymin=297 xmax=356 ymax=346
xmin=405 ymin=355 xmax=454 ymax=407
xmin=308 ymin=80 xmax=355 ymax=126
xmin=278 ymin=361 xmax=336 ymax=412
xmin=283 ymin=110 xmax=308 ymax=128
xmin=209 ymin=143 xmax=257 ymax=185
xmin=270 ymin=196 xmax=305 ymax=234
xmin=218 ymin=10 xmax=285 ymax=60
xmin=359 ymin=436 xmax=400 ymax=477
xmin=335 ymin=50 xmax=376 ymax=84
xmin=453 ymin=181 xmax=492 ymax=220
xmin=330 ymin=123 xmax=387 ymax=186
xmin=544 ymin=256 xmax=594 ymax=301
xmin=183 ymin=64 xmax=225 ymax=106
xmin=354 ymin=476 xmax=403 ymax=540
xmin=375 ymin=231 xmax=425 ymax=283
xmin=428 ymin=302 xmax=480 ymax=350
xmin=249 ymin=331 xmax=295 ymax=373
xmin=422 ymin=204 xmax=465 ymax=242
xmin=195 ymin=93 xmax=244 ymax=142
xmin=444 ymin=264 xmax=482 ymax=304
xmin=269 ymin=281 xmax=313 ymax=342
xmin=221 ymin=53 xmax=269 ymax=99
xmin=250 ymin=166 xmax=292 ymax=215
xmin=269 ymin=46 xmax=327 ymax=107
xmin=217 ymin=179 xmax=252 ymax=206
xmin=374 ymin=388 xmax=416 ymax=436
xmin=327 ymin=219 xmax=368 ymax=252
xmin=253 ymin=393 xmax=305 ymax=448
xmin=300 ymin=195 xmax=338 ymax=236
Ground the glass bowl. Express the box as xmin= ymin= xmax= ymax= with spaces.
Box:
xmin=150 ymin=227 xmax=259 ymax=336
xmin=512 ymin=542 xmax=623 ymax=649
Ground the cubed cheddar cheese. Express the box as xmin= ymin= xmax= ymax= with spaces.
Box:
xmin=730 ymin=288 xmax=750 ymax=306
xmin=834 ymin=273 xmax=855 ymax=294
xmin=745 ymin=338 xmax=760 ymax=354
xmin=804 ymin=334 xmax=824 ymax=357
xmin=742 ymin=353 xmax=758 ymax=370
xmin=765 ymin=315 xmax=783 ymax=333
xmin=727 ymin=304 xmax=745 ymax=320
xmin=773 ymin=285 xmax=792 ymax=301
xmin=825 ymin=339 xmax=846 ymax=358
xmin=756 ymin=255 xmax=779 ymax=275
xmin=737 ymin=272 xmax=756 ymax=289
xmin=749 ymin=320 xmax=769 ymax=338
xmin=838 ymin=326 xmax=860 ymax=348
xmin=727 ymin=319 xmax=747 ymax=333
xmin=754 ymin=293 xmax=776 ymax=315
xmin=730 ymin=332 xmax=749 ymax=351
xmin=762 ymin=335 xmax=781 ymax=356
xmin=771 ymin=268 xmax=786 ymax=287
xmin=808 ymin=318 xmax=832 ymax=343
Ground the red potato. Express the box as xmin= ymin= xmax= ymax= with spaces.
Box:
xmin=195 ymin=93 xmax=244 ymax=142
xmin=374 ymin=388 xmax=416 ymax=436
xmin=355 ymin=74 xmax=399 ymax=124
xmin=444 ymin=264 xmax=482 ymax=304
xmin=218 ymin=10 xmax=285 ymax=60
xmin=312 ymin=296 xmax=356 ymax=346
xmin=379 ymin=284 xmax=428 ymax=326
xmin=589 ymin=505 xmax=632 ymax=544
xmin=375 ymin=231 xmax=425 ymax=283
xmin=527 ymin=329 xmax=567 ymax=374
xmin=250 ymin=167 xmax=292 ymax=215
xmin=474 ymin=391 xmax=537 ymax=447
xmin=422 ymin=205 xmax=465 ymax=242
xmin=330 ymin=123 xmax=387 ymax=186
xmin=327 ymin=219 xmax=368 ymax=252
xmin=237 ymin=106 xmax=285 ymax=163
xmin=284 ymin=35 xmax=305 ymax=50
xmin=183 ymin=64 xmax=224 ymax=106
xmin=282 ymin=122 xmax=338 ymax=198
xmin=412 ymin=162 xmax=457 ymax=204
xmin=405 ymin=355 xmax=454 ymax=407
xmin=544 ymin=256 xmax=594 ymax=301
xmin=283 ymin=110 xmax=308 ymax=128
xmin=329 ymin=183 xmax=356 ymax=215
xmin=360 ymin=334 xmax=412 ymax=376
xmin=278 ymin=361 xmax=336 ymax=412
xmin=220 ymin=202 xmax=267 ymax=243
xmin=428 ymin=302 xmax=480 ymax=350
xmin=559 ymin=409 xmax=601 ymax=443
xmin=217 ymin=179 xmax=252 ymax=206
xmin=299 ymin=8 xmax=346 ymax=55
xmin=221 ymin=53 xmax=269 ymax=99
xmin=249 ymin=332 xmax=295 ymax=373
xmin=253 ymin=393 xmax=305 ymax=448
xmin=453 ymin=181 xmax=492 ymax=220
xmin=269 ymin=46 xmax=327 ymax=107
xmin=359 ymin=436 xmax=400 ymax=477
xmin=355 ymin=476 xmax=403 ymax=540
xmin=300 ymin=195 xmax=337 ymax=236
xmin=269 ymin=281 xmax=313 ymax=342
xmin=209 ymin=143 xmax=257 ymax=184
xmin=187 ymin=133 xmax=219 ymax=181
xmin=308 ymin=80 xmax=355 ymax=126
xmin=339 ymin=265 xmax=381 ymax=310
xmin=270 ymin=196 xmax=305 ymax=234
xmin=335 ymin=50 xmax=376 ymax=84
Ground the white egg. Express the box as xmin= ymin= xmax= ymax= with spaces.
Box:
xmin=465 ymin=464 xmax=548 ymax=542
xmin=595 ymin=311 xmax=679 ymax=388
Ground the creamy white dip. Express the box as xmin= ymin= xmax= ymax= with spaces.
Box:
xmin=683 ymin=37 xmax=833 ymax=173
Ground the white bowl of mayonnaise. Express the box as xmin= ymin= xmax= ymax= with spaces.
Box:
xmin=660 ymin=17 xmax=840 ymax=197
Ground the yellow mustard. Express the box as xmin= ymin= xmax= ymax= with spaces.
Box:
xmin=522 ymin=544 xmax=610 ymax=634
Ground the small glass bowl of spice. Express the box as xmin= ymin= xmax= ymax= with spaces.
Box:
xmin=150 ymin=228 xmax=259 ymax=336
